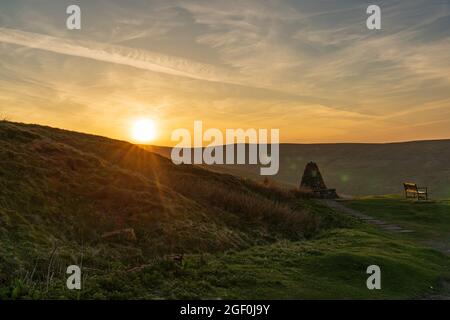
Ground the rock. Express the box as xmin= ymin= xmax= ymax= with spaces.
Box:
xmin=300 ymin=161 xmax=338 ymax=199
xmin=300 ymin=162 xmax=327 ymax=190
xmin=170 ymin=253 xmax=184 ymax=265
xmin=101 ymin=228 xmax=137 ymax=242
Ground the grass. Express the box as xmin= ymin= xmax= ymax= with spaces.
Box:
xmin=4 ymin=226 xmax=448 ymax=300
xmin=1 ymin=121 xmax=449 ymax=299
xmin=179 ymin=228 xmax=448 ymax=300
xmin=343 ymin=195 xmax=450 ymax=252
xmin=2 ymin=197 xmax=449 ymax=300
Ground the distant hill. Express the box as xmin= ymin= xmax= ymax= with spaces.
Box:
xmin=146 ymin=141 xmax=450 ymax=199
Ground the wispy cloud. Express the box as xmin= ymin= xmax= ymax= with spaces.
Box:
xmin=0 ymin=27 xmax=236 ymax=84
xmin=0 ymin=27 xmax=358 ymax=111
xmin=0 ymin=0 xmax=449 ymax=143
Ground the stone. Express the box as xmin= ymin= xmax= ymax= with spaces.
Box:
xmin=101 ymin=228 xmax=137 ymax=242
xmin=300 ymin=161 xmax=338 ymax=199
xmin=300 ymin=162 xmax=327 ymax=190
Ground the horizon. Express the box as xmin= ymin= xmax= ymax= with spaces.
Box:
xmin=1 ymin=1 xmax=450 ymax=303
xmin=1 ymin=1 xmax=449 ymax=146
xmin=4 ymin=120 xmax=450 ymax=148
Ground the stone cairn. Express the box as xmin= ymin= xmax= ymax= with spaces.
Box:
xmin=300 ymin=162 xmax=338 ymax=199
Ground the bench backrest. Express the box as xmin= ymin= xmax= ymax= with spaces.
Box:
xmin=403 ymin=182 xmax=418 ymax=192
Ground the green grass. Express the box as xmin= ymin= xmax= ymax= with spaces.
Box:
xmin=6 ymin=226 xmax=448 ymax=300
xmin=1 ymin=121 xmax=449 ymax=300
xmin=162 ymin=228 xmax=448 ymax=300
xmin=2 ymin=199 xmax=449 ymax=300
xmin=343 ymin=195 xmax=450 ymax=252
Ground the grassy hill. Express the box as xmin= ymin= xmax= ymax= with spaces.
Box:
xmin=146 ymin=140 xmax=450 ymax=199
xmin=0 ymin=121 xmax=449 ymax=299
xmin=343 ymin=195 xmax=450 ymax=254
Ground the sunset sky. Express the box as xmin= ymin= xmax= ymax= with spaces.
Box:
xmin=0 ymin=0 xmax=449 ymax=145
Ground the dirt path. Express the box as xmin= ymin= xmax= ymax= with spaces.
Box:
xmin=321 ymin=199 xmax=415 ymax=234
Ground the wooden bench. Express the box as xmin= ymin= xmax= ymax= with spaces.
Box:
xmin=403 ymin=183 xmax=428 ymax=200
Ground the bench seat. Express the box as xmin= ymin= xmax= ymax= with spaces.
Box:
xmin=403 ymin=183 xmax=428 ymax=200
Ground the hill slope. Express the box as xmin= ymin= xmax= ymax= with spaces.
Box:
xmin=0 ymin=121 xmax=320 ymax=256
xmin=0 ymin=120 xmax=324 ymax=297
xmin=147 ymin=141 xmax=450 ymax=198
xmin=0 ymin=121 xmax=448 ymax=299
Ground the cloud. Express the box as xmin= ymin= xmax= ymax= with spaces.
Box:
xmin=181 ymin=0 xmax=450 ymax=104
xmin=0 ymin=27 xmax=359 ymax=112
xmin=1 ymin=0 xmax=449 ymax=143
xmin=0 ymin=27 xmax=237 ymax=85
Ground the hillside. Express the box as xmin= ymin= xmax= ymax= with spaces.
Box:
xmin=146 ymin=141 xmax=450 ymax=199
xmin=0 ymin=121 xmax=449 ymax=299
xmin=0 ymin=121 xmax=319 ymax=256
xmin=0 ymin=120 xmax=331 ymax=298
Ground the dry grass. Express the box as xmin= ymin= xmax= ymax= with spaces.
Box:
xmin=0 ymin=121 xmax=320 ymax=261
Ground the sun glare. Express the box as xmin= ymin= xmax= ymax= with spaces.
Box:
xmin=131 ymin=119 xmax=156 ymax=143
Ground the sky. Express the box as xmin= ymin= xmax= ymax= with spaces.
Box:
xmin=0 ymin=0 xmax=449 ymax=145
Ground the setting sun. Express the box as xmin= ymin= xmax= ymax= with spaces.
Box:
xmin=131 ymin=119 xmax=156 ymax=143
